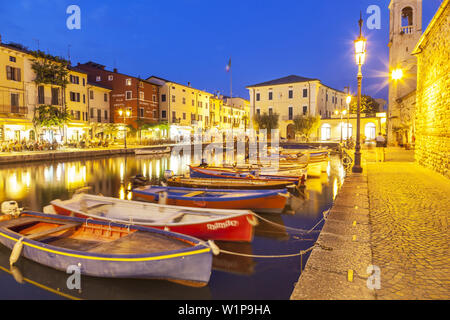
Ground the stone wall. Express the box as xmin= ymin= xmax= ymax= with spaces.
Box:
xmin=414 ymin=2 xmax=450 ymax=178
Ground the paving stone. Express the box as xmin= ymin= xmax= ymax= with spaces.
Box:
xmin=290 ymin=267 xmax=376 ymax=300
xmin=292 ymin=148 xmax=450 ymax=300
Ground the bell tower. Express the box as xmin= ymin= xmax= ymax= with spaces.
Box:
xmin=387 ymin=0 xmax=422 ymax=145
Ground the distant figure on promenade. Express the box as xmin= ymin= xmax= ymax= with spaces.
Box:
xmin=375 ymin=132 xmax=386 ymax=162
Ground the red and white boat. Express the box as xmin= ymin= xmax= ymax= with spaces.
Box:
xmin=45 ymin=194 xmax=256 ymax=242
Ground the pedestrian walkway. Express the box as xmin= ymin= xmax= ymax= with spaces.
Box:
xmin=291 ymin=146 xmax=450 ymax=300
xmin=366 ymin=147 xmax=450 ymax=300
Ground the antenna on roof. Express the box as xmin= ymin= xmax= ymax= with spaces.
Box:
xmin=32 ymin=38 xmax=40 ymax=50
xmin=68 ymin=44 xmax=71 ymax=64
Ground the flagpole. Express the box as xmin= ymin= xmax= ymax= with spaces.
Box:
xmin=230 ymin=57 xmax=233 ymax=138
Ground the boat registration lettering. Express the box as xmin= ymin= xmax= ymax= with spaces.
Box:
xmin=207 ymin=220 xmax=239 ymax=230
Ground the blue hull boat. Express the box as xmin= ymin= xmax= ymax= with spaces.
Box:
xmin=132 ymin=186 xmax=289 ymax=213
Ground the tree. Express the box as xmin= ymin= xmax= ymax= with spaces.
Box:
xmin=293 ymin=115 xmax=321 ymax=141
xmin=103 ymin=123 xmax=119 ymax=138
xmin=33 ymin=105 xmax=71 ymax=140
xmin=30 ymin=50 xmax=70 ymax=110
xmin=253 ymin=112 xmax=279 ymax=140
xmin=349 ymin=95 xmax=380 ymax=114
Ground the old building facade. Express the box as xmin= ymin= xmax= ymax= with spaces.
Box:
xmin=147 ymin=76 xmax=213 ymax=139
xmin=0 ymin=43 xmax=33 ymax=142
xmin=413 ymin=0 xmax=449 ymax=178
xmin=246 ymin=75 xmax=347 ymax=139
xmin=387 ymin=0 xmax=423 ymax=146
xmin=76 ymin=62 xmax=159 ymax=130
xmin=87 ymin=82 xmax=112 ymax=137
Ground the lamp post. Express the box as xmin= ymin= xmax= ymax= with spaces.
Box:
xmin=390 ymin=68 xmax=404 ymax=145
xmin=335 ymin=109 xmax=347 ymax=144
xmin=118 ymin=108 xmax=131 ymax=149
xmin=352 ymin=13 xmax=367 ymax=173
xmin=346 ymin=95 xmax=352 ymax=145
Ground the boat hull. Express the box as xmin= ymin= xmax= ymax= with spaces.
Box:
xmin=51 ymin=202 xmax=255 ymax=242
xmin=167 ymin=178 xmax=294 ymax=190
xmin=134 ymin=193 xmax=287 ymax=213
xmin=189 ymin=166 xmax=303 ymax=184
xmin=132 ymin=186 xmax=288 ymax=213
xmin=0 ymin=212 xmax=212 ymax=285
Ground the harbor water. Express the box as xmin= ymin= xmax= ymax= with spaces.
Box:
xmin=0 ymin=152 xmax=346 ymax=299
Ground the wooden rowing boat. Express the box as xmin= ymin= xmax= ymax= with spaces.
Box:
xmin=132 ymin=186 xmax=289 ymax=213
xmin=279 ymin=150 xmax=330 ymax=177
xmin=189 ymin=165 xmax=305 ymax=184
xmin=47 ymin=193 xmax=256 ymax=242
xmin=0 ymin=211 xmax=212 ymax=286
xmin=166 ymin=176 xmax=296 ymax=190
xmin=0 ymin=245 xmax=212 ymax=299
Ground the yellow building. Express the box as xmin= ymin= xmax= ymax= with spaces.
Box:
xmin=224 ymin=96 xmax=250 ymax=131
xmin=0 ymin=42 xmax=33 ymax=142
xmin=147 ymin=76 xmax=213 ymax=140
xmin=87 ymin=82 xmax=112 ymax=138
xmin=319 ymin=113 xmax=387 ymax=142
xmin=209 ymin=95 xmax=223 ymax=129
xmin=65 ymin=68 xmax=89 ymax=141
xmin=247 ymin=75 xmax=347 ymax=139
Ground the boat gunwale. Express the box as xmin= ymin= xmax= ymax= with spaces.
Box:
xmin=189 ymin=165 xmax=301 ymax=182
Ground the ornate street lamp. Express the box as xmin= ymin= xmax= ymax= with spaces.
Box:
xmin=118 ymin=108 xmax=131 ymax=149
xmin=346 ymin=95 xmax=352 ymax=145
xmin=352 ymin=13 xmax=367 ymax=173
xmin=335 ymin=109 xmax=348 ymax=144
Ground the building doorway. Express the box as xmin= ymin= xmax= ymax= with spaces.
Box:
xmin=286 ymin=124 xmax=295 ymax=140
xmin=365 ymin=123 xmax=376 ymax=141
xmin=321 ymin=124 xmax=331 ymax=141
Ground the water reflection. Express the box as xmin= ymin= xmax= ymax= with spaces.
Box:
xmin=0 ymin=153 xmax=344 ymax=300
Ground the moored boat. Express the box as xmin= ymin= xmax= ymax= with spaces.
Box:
xmin=189 ymin=165 xmax=304 ymax=185
xmin=47 ymin=193 xmax=256 ymax=242
xmin=0 ymin=210 xmax=212 ymax=286
xmin=166 ymin=176 xmax=296 ymax=190
xmin=132 ymin=185 xmax=289 ymax=213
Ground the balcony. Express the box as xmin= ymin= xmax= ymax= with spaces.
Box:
xmin=400 ymin=26 xmax=413 ymax=34
xmin=0 ymin=105 xmax=28 ymax=115
xmin=37 ymin=96 xmax=63 ymax=106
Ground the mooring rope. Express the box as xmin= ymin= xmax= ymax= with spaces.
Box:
xmin=252 ymin=208 xmax=330 ymax=235
xmin=203 ymin=207 xmax=333 ymax=260
xmin=205 ymin=241 xmax=332 ymax=260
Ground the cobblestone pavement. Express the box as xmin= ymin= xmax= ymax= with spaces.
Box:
xmin=366 ymin=147 xmax=450 ymax=299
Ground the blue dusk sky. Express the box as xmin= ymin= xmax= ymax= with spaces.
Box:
xmin=0 ymin=0 xmax=444 ymax=102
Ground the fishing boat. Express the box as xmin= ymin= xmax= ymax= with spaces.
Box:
xmin=134 ymin=146 xmax=171 ymax=155
xmin=46 ymin=193 xmax=256 ymax=242
xmin=166 ymin=176 xmax=297 ymax=190
xmin=279 ymin=150 xmax=330 ymax=177
xmin=189 ymin=165 xmax=305 ymax=185
xmin=0 ymin=245 xmax=212 ymax=300
xmin=132 ymin=186 xmax=289 ymax=213
xmin=0 ymin=208 xmax=212 ymax=287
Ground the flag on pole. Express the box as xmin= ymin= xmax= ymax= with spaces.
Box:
xmin=226 ymin=58 xmax=231 ymax=72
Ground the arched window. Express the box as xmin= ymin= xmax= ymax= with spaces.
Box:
xmin=401 ymin=7 xmax=413 ymax=27
xmin=365 ymin=123 xmax=376 ymax=140
xmin=341 ymin=123 xmax=353 ymax=140
xmin=321 ymin=124 xmax=331 ymax=141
